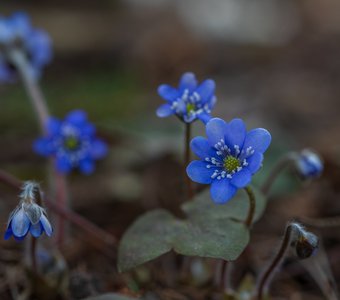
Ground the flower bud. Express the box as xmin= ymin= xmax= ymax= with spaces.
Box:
xmin=295 ymin=231 xmax=319 ymax=260
xmin=295 ymin=149 xmax=323 ymax=179
xmin=4 ymin=181 xmax=52 ymax=241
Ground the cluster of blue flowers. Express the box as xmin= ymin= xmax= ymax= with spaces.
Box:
xmin=156 ymin=73 xmax=325 ymax=204
xmin=0 ymin=12 xmax=52 ymax=82
xmin=157 ymin=73 xmax=272 ymax=203
xmin=34 ymin=110 xmax=108 ymax=175
xmin=4 ymin=182 xmax=52 ymax=241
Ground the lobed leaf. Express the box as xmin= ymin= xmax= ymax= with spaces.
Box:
xmin=118 ymin=186 xmax=267 ymax=272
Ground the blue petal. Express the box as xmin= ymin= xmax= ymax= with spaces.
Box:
xmin=11 ymin=208 xmax=30 ymax=238
xmin=46 ymin=117 xmax=61 ymax=136
xmin=210 ymin=179 xmax=237 ymax=204
xmin=230 ymin=169 xmax=252 ymax=188
xmin=224 ymin=119 xmax=246 ymax=152
xmin=81 ymin=123 xmax=95 ymax=137
xmin=190 ymin=136 xmax=218 ymax=159
xmin=195 ymin=79 xmax=215 ymax=103
xmin=4 ymin=222 xmax=13 ymax=240
xmin=91 ymin=139 xmax=108 ymax=159
xmin=179 ymin=72 xmax=197 ymax=92
xmin=9 ymin=12 xmax=31 ymax=38
xmin=197 ymin=112 xmax=212 ymax=124
xmin=79 ymin=159 xmax=95 ymax=175
xmin=55 ymin=156 xmax=72 ymax=174
xmin=242 ymin=128 xmax=271 ymax=154
xmin=30 ymin=222 xmax=43 ymax=238
xmin=207 ymin=95 xmax=217 ymax=108
xmin=66 ymin=110 xmax=88 ymax=125
xmin=158 ymin=84 xmax=178 ymax=102
xmin=0 ymin=20 xmax=14 ymax=44
xmin=33 ymin=138 xmax=53 ymax=156
xmin=40 ymin=215 xmax=52 ymax=236
xmin=156 ymin=104 xmax=174 ymax=118
xmin=186 ymin=161 xmax=215 ymax=184
xmin=247 ymin=152 xmax=263 ymax=174
xmin=27 ymin=29 xmax=52 ymax=67
xmin=206 ymin=118 xmax=227 ymax=147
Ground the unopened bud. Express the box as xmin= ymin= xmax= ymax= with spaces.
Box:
xmin=295 ymin=232 xmax=319 ymax=260
xmin=295 ymin=149 xmax=323 ymax=179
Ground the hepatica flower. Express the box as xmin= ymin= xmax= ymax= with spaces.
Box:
xmin=5 ymin=182 xmax=52 ymax=241
xmin=295 ymin=149 xmax=323 ymax=179
xmin=0 ymin=11 xmax=52 ymax=82
xmin=187 ymin=118 xmax=271 ymax=204
xmin=156 ymin=72 xmax=216 ymax=124
xmin=34 ymin=110 xmax=108 ymax=175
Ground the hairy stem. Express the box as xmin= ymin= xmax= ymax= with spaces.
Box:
xmin=255 ymin=223 xmax=299 ymax=299
xmin=184 ymin=123 xmax=193 ymax=199
xmin=223 ymin=260 xmax=233 ymax=294
xmin=9 ymin=49 xmax=70 ymax=248
xmin=244 ymin=186 xmax=256 ymax=228
xmin=30 ymin=237 xmax=37 ymax=273
xmin=55 ymin=173 xmax=68 ymax=246
xmin=9 ymin=49 xmax=49 ymax=133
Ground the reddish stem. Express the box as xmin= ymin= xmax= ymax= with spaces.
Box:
xmin=55 ymin=172 xmax=68 ymax=246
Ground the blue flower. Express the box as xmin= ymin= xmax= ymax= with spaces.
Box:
xmin=186 ymin=118 xmax=271 ymax=204
xmin=33 ymin=110 xmax=108 ymax=175
xmin=0 ymin=12 xmax=52 ymax=82
xmin=156 ymin=72 xmax=216 ymax=124
xmin=4 ymin=182 xmax=52 ymax=241
xmin=295 ymin=149 xmax=323 ymax=179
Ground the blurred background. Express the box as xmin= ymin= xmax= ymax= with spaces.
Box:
xmin=1 ymin=1 xmax=340 ymax=299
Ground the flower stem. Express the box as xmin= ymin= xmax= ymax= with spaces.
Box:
xmin=55 ymin=172 xmax=68 ymax=246
xmin=244 ymin=186 xmax=256 ymax=228
xmin=223 ymin=260 xmax=233 ymax=294
xmin=30 ymin=237 xmax=37 ymax=273
xmin=8 ymin=49 xmax=49 ymax=133
xmin=185 ymin=123 xmax=193 ymax=199
xmin=255 ymin=222 xmax=299 ymax=300
xmin=215 ymin=260 xmax=234 ymax=294
xmin=261 ymin=153 xmax=296 ymax=196
xmin=9 ymin=49 xmax=70 ymax=248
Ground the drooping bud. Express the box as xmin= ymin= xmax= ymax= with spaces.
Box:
xmin=294 ymin=231 xmax=319 ymax=260
xmin=256 ymin=222 xmax=319 ymax=299
xmin=4 ymin=181 xmax=52 ymax=241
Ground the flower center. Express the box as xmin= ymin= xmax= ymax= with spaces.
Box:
xmin=186 ymin=103 xmax=196 ymax=114
xmin=64 ymin=136 xmax=80 ymax=150
xmin=223 ymin=155 xmax=240 ymax=172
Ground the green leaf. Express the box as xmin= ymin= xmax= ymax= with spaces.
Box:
xmin=83 ymin=294 xmax=138 ymax=300
xmin=118 ymin=186 xmax=267 ymax=272
xmin=117 ymin=210 xmax=182 ymax=272
xmin=174 ymin=218 xmax=249 ymax=260
xmin=182 ymin=186 xmax=267 ymax=224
